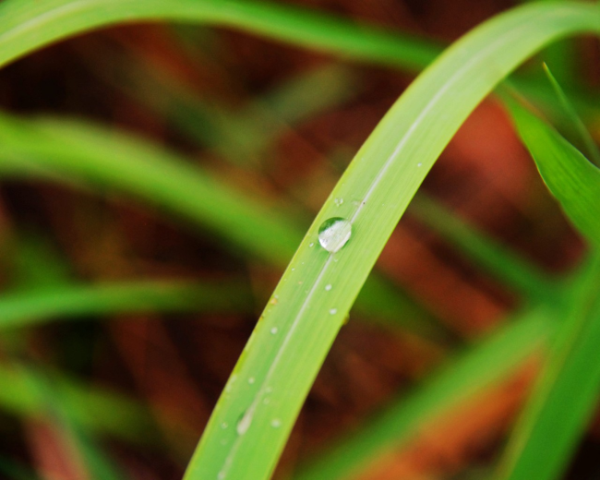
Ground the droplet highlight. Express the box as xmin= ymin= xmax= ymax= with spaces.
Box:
xmin=248 ymin=377 xmax=255 ymax=384
xmin=270 ymin=327 xmax=278 ymax=335
xmin=318 ymin=218 xmax=352 ymax=253
xmin=334 ymin=197 xmax=344 ymax=206
xmin=325 ymin=284 xmax=332 ymax=291
xmin=329 ymin=308 xmax=337 ymax=315
xmin=237 ymin=409 xmax=254 ymax=435
xmin=271 ymin=419 xmax=282 ymax=428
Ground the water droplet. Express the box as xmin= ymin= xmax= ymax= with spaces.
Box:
xmin=325 ymin=284 xmax=332 ymax=291
xmin=248 ymin=377 xmax=255 ymax=384
xmin=334 ymin=197 xmax=344 ymax=206
xmin=271 ymin=419 xmax=282 ymax=428
xmin=270 ymin=327 xmax=278 ymax=334
xmin=329 ymin=308 xmax=337 ymax=315
xmin=318 ymin=218 xmax=352 ymax=253
xmin=237 ymin=409 xmax=253 ymax=435
xmin=221 ymin=422 xmax=228 ymax=429
xmin=309 ymin=242 xmax=314 ymax=247
xmin=417 ymin=162 xmax=422 ymax=167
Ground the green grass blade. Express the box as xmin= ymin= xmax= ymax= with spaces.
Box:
xmin=543 ymin=64 xmax=600 ymax=166
xmin=0 ymin=113 xmax=444 ymax=338
xmin=0 ymin=280 xmax=253 ymax=329
xmin=0 ymin=0 xmax=440 ymax=72
xmin=183 ymin=4 xmax=600 ymax=480
xmin=504 ymin=95 xmax=600 ymax=246
xmin=295 ymin=306 xmax=555 ymax=480
xmin=0 ymin=114 xmax=303 ymax=265
xmin=0 ymin=363 xmax=155 ymax=443
xmin=496 ymin=253 xmax=600 ymax=480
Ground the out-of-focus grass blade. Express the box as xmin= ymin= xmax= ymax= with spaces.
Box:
xmin=543 ymin=64 xmax=600 ymax=166
xmin=295 ymin=306 xmax=555 ymax=480
xmin=504 ymin=95 xmax=600 ymax=246
xmin=0 ymin=114 xmax=302 ymax=266
xmin=183 ymin=4 xmax=600 ymax=480
xmin=0 ymin=114 xmax=444 ymax=338
xmin=0 ymin=363 xmax=156 ymax=443
xmin=0 ymin=0 xmax=440 ymax=72
xmin=26 ymin=367 xmax=126 ymax=480
xmin=409 ymin=194 xmax=558 ymax=303
xmin=496 ymin=253 xmax=600 ymax=480
xmin=0 ymin=280 xmax=253 ymax=329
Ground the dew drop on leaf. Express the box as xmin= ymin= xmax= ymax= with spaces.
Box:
xmin=318 ymin=218 xmax=352 ymax=253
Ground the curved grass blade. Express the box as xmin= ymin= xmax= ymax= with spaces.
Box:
xmin=0 ymin=114 xmax=443 ymax=337
xmin=543 ymin=64 xmax=600 ymax=166
xmin=295 ymin=306 xmax=555 ymax=480
xmin=504 ymin=95 xmax=600 ymax=246
xmin=182 ymin=4 xmax=600 ymax=480
xmin=0 ymin=280 xmax=253 ymax=329
xmin=496 ymin=253 xmax=600 ymax=480
xmin=0 ymin=363 xmax=156 ymax=443
xmin=0 ymin=0 xmax=440 ymax=72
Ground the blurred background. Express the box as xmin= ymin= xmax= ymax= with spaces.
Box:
xmin=1 ymin=0 xmax=599 ymax=478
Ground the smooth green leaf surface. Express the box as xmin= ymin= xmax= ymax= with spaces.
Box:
xmin=183 ymin=4 xmax=600 ymax=480
xmin=496 ymin=254 xmax=600 ymax=480
xmin=505 ymin=96 xmax=600 ymax=246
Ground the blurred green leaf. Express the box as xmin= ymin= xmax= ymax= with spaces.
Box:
xmin=0 ymin=280 xmax=253 ymax=329
xmin=497 ymin=253 xmax=600 ymax=480
xmin=504 ymin=95 xmax=600 ymax=246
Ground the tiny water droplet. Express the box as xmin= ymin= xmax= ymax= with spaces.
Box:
xmin=248 ymin=377 xmax=255 ymax=384
xmin=237 ymin=409 xmax=253 ymax=435
xmin=309 ymin=242 xmax=314 ymax=247
xmin=330 ymin=308 xmax=337 ymax=315
xmin=417 ymin=162 xmax=422 ymax=167
xmin=318 ymin=218 xmax=352 ymax=253
xmin=221 ymin=422 xmax=228 ymax=429
xmin=271 ymin=419 xmax=282 ymax=428
xmin=334 ymin=197 xmax=344 ymax=206
xmin=270 ymin=327 xmax=278 ymax=334
xmin=325 ymin=284 xmax=332 ymax=291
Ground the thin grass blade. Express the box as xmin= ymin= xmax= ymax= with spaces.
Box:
xmin=183 ymin=4 xmax=600 ymax=479
xmin=504 ymin=95 xmax=600 ymax=246
xmin=496 ymin=253 xmax=600 ymax=480
xmin=0 ymin=280 xmax=253 ymax=329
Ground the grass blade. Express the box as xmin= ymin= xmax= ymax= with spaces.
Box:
xmin=0 ymin=0 xmax=440 ymax=72
xmin=504 ymin=95 xmax=600 ymax=246
xmin=295 ymin=306 xmax=555 ymax=480
xmin=496 ymin=253 xmax=600 ymax=480
xmin=543 ymin=64 xmax=600 ymax=166
xmin=0 ymin=280 xmax=253 ymax=329
xmin=0 ymin=113 xmax=444 ymax=337
xmin=182 ymin=4 xmax=600 ymax=479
